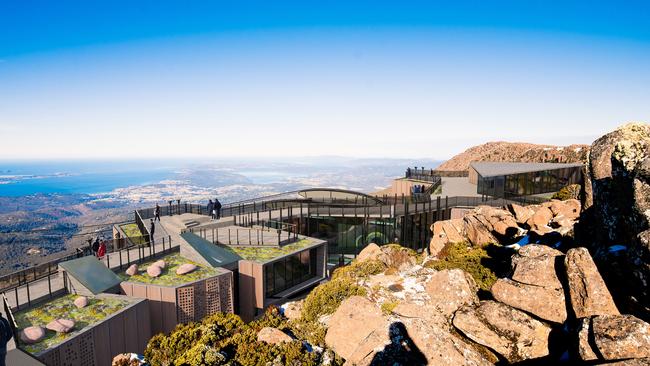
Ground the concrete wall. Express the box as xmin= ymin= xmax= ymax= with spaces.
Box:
xmin=37 ymin=297 xmax=150 ymax=366
xmin=120 ymin=271 xmax=233 ymax=335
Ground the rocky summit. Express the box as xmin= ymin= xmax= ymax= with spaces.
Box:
xmin=269 ymin=123 xmax=650 ymax=366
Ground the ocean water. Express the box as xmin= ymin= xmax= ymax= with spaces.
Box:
xmin=0 ymin=160 xmax=177 ymax=196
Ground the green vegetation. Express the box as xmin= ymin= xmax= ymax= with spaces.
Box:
xmin=380 ymin=300 xmax=398 ymax=315
xmin=120 ymin=223 xmax=146 ymax=245
xmin=551 ymin=184 xmax=581 ymax=201
xmin=144 ymin=308 xmax=329 ymax=366
xmin=120 ymin=253 xmax=224 ymax=286
xmin=424 ymin=242 xmax=500 ymax=291
xmin=224 ymin=239 xmax=316 ymax=263
xmin=15 ymin=294 xmax=132 ymax=355
xmin=331 ymin=259 xmax=385 ymax=280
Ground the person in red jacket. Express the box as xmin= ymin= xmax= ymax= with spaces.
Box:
xmin=97 ymin=240 xmax=106 ymax=259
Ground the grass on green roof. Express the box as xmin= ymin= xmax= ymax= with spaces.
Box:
xmin=15 ymin=294 xmax=132 ymax=355
xmin=119 ymin=223 xmax=146 ymax=245
xmin=224 ymin=239 xmax=315 ymax=263
xmin=120 ymin=253 xmax=223 ymax=286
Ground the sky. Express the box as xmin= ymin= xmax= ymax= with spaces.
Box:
xmin=1 ymin=1 xmax=649 ymax=160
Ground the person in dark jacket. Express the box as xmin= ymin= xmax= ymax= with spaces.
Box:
xmin=92 ymin=237 xmax=100 ymax=256
xmin=0 ymin=314 xmax=13 ymax=366
xmin=154 ymin=204 xmax=161 ymax=221
xmin=214 ymin=198 xmax=222 ymax=219
xmin=150 ymin=219 xmax=155 ymax=245
xmin=207 ymin=199 xmax=214 ymax=220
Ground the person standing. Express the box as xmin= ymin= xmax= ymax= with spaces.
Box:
xmin=214 ymin=198 xmax=222 ymax=220
xmin=92 ymin=237 xmax=100 ymax=257
xmin=154 ymin=204 xmax=161 ymax=222
xmin=207 ymin=199 xmax=214 ymax=220
xmin=0 ymin=313 xmax=13 ymax=366
xmin=149 ymin=219 xmax=155 ymax=245
xmin=97 ymin=240 xmax=106 ymax=259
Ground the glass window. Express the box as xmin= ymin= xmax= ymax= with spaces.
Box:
xmin=265 ymin=266 xmax=274 ymax=296
xmin=273 ymin=260 xmax=285 ymax=293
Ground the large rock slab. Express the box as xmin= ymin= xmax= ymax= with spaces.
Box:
xmin=147 ymin=264 xmax=162 ymax=278
xmin=46 ymin=318 xmax=75 ymax=333
xmin=175 ymin=263 xmax=197 ymax=275
xmin=508 ymin=203 xmax=536 ymax=225
xmin=511 ymin=244 xmax=564 ymax=289
xmin=452 ymin=301 xmax=552 ymax=363
xmin=73 ymin=296 xmax=88 ymax=309
xmin=424 ymin=269 xmax=479 ymax=316
xmin=257 ymin=327 xmax=292 ymax=344
xmin=592 ymin=314 xmax=650 ymax=360
xmin=386 ymin=317 xmax=494 ymax=366
xmin=325 ymin=296 xmax=390 ymax=366
xmin=491 ymin=278 xmax=567 ymax=324
xmin=125 ymin=264 xmax=138 ymax=276
xmin=526 ymin=206 xmax=553 ymax=231
xmin=463 ymin=215 xmax=497 ymax=246
xmin=549 ymin=199 xmax=581 ymax=221
xmin=565 ymin=248 xmax=619 ymax=318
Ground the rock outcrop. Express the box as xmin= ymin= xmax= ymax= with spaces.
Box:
xmin=453 ymin=301 xmax=552 ymax=363
xmin=125 ymin=264 xmax=138 ymax=276
xmin=435 ymin=141 xmax=589 ymax=172
xmin=583 ymin=122 xmax=650 ymax=305
xmin=491 ymin=278 xmax=566 ymax=324
xmin=424 ymin=269 xmax=479 ymax=316
xmin=429 ymin=200 xmax=580 ymax=252
xmin=565 ymin=247 xmax=619 ymax=318
xmin=579 ymin=315 xmax=650 ymax=361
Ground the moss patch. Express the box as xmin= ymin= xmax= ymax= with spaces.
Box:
xmin=120 ymin=253 xmax=224 ymax=286
xmin=224 ymin=239 xmax=316 ymax=263
xmin=15 ymin=294 xmax=132 ymax=355
xmin=301 ymin=277 xmax=366 ymax=324
xmin=425 ymin=242 xmax=500 ymax=291
xmin=119 ymin=223 xmax=146 ymax=245
xmin=332 ymin=259 xmax=385 ymax=281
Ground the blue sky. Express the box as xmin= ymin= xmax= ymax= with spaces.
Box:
xmin=1 ymin=1 xmax=649 ymax=159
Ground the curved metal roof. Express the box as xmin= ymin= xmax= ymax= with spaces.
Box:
xmin=298 ymin=188 xmax=383 ymax=203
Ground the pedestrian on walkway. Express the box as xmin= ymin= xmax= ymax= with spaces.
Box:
xmin=154 ymin=204 xmax=161 ymax=221
xmin=97 ymin=240 xmax=106 ymax=259
xmin=214 ymin=198 xmax=222 ymax=219
xmin=150 ymin=219 xmax=156 ymax=245
xmin=92 ymin=237 xmax=100 ymax=256
xmin=207 ymin=199 xmax=214 ymax=220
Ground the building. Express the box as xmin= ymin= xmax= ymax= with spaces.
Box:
xmin=179 ymin=228 xmax=327 ymax=321
xmin=469 ymin=162 xmax=583 ymax=198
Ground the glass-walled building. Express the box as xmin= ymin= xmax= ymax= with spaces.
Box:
xmin=470 ymin=162 xmax=583 ymax=198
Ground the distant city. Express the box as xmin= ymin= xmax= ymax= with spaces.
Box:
xmin=0 ymin=157 xmax=439 ymax=273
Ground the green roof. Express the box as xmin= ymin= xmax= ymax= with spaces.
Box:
xmin=119 ymin=252 xmax=226 ymax=286
xmin=59 ymin=256 xmax=122 ymax=295
xmin=181 ymin=232 xmax=242 ymax=267
xmin=224 ymin=238 xmax=320 ymax=263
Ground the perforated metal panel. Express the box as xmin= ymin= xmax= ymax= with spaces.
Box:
xmin=205 ymin=277 xmax=221 ymax=315
xmin=177 ymin=286 xmax=195 ymax=324
xmin=39 ymin=348 xmax=61 ymax=366
xmin=219 ymin=275 xmax=233 ymax=313
xmin=59 ymin=338 xmax=80 ymax=366
xmin=77 ymin=331 xmax=95 ymax=365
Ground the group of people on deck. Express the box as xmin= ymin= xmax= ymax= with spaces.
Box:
xmin=87 ymin=236 xmax=106 ymax=259
xmin=411 ymin=184 xmax=426 ymax=195
xmin=207 ymin=198 xmax=222 ymax=220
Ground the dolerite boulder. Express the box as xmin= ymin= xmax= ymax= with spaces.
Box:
xmin=592 ymin=315 xmax=650 ymax=361
xmin=510 ymin=245 xmax=564 ymax=289
xmin=526 ymin=206 xmax=554 ymax=235
xmin=491 ymin=278 xmax=566 ymax=324
xmin=356 ymin=242 xmax=382 ymax=262
xmin=565 ymin=248 xmax=619 ymax=318
xmin=424 ymin=269 xmax=479 ymax=317
xmin=19 ymin=326 xmax=45 ymax=344
xmin=583 ymin=122 xmax=650 ymax=304
xmin=175 ymin=263 xmax=197 ymax=275
xmin=257 ymin=327 xmax=292 ymax=344
xmin=452 ymin=301 xmax=552 ymax=363
xmin=508 ymin=203 xmax=536 ymax=225
xmin=153 ymin=260 xmax=166 ymax=269
xmin=463 ymin=214 xmax=497 ymax=247
xmin=147 ymin=264 xmax=162 ymax=278
xmin=281 ymin=300 xmax=303 ymax=321
xmin=577 ymin=318 xmax=598 ymax=361
xmin=125 ymin=264 xmax=138 ymax=276
xmin=46 ymin=318 xmax=75 ymax=333
xmin=325 ymin=296 xmax=390 ymax=366
xmin=73 ymin=296 xmax=88 ymax=309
